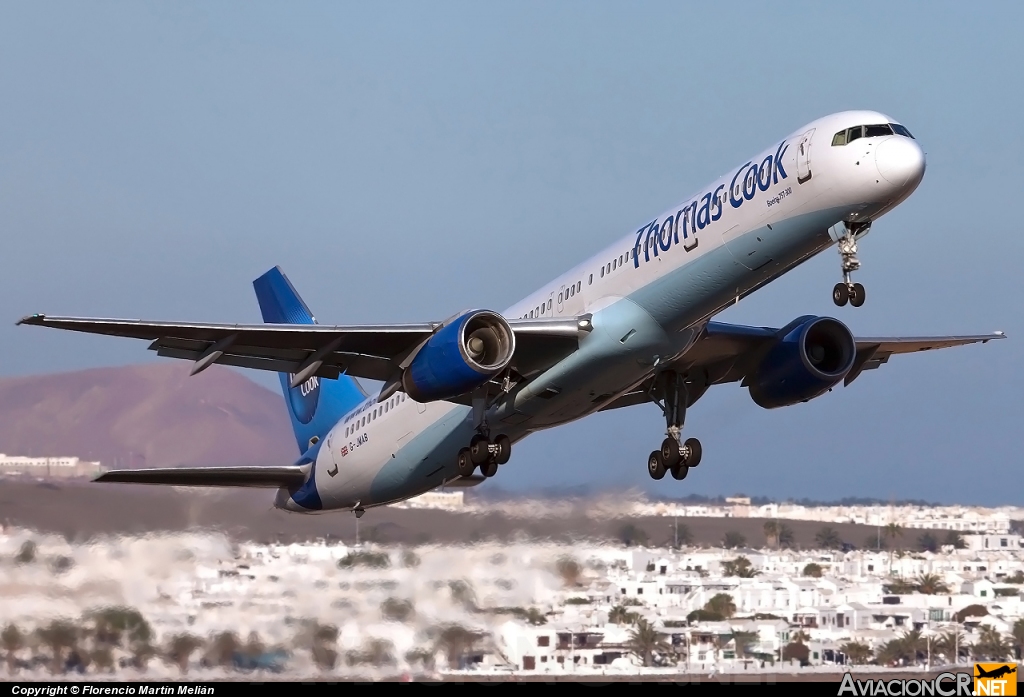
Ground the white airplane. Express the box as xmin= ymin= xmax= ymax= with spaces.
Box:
xmin=19 ymin=110 xmax=1005 ymax=517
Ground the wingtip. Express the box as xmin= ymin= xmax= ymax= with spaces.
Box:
xmin=16 ymin=314 xmax=44 ymax=326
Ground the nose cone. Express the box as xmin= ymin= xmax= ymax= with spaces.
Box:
xmin=875 ymin=136 xmax=926 ymax=190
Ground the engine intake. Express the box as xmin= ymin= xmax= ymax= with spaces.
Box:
xmin=403 ymin=310 xmax=515 ymax=403
xmin=748 ymin=316 xmax=856 ymax=410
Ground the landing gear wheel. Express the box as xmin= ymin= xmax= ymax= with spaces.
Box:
xmin=833 ymin=282 xmax=849 ymax=307
xmin=647 ymin=451 xmax=667 ymax=480
xmin=481 ymin=459 xmax=498 ymax=478
xmin=494 ymin=434 xmax=511 ymax=465
xmin=456 ymin=448 xmax=475 ymax=478
xmin=469 ymin=435 xmax=490 ymax=465
xmin=670 ymin=464 xmax=689 ymax=480
xmin=682 ymin=437 xmax=702 ymax=468
xmin=849 ymin=283 xmax=866 ymax=308
xmin=660 ymin=438 xmax=682 ymax=469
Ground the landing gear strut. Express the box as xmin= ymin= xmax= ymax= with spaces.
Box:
xmin=647 ymin=371 xmax=702 ymax=481
xmin=457 ymin=391 xmax=512 ymax=479
xmin=833 ymin=222 xmax=868 ymax=308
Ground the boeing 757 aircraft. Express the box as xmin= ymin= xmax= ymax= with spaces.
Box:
xmin=19 ymin=110 xmax=1005 ymax=517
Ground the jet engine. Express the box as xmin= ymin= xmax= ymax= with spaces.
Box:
xmin=403 ymin=310 xmax=516 ymax=403
xmin=747 ymin=316 xmax=857 ymax=409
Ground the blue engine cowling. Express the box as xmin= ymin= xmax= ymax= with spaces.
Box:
xmin=403 ymin=310 xmax=516 ymax=403
xmin=748 ymin=316 xmax=857 ymax=409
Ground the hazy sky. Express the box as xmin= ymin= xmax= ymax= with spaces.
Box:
xmin=2 ymin=2 xmax=1021 ymax=505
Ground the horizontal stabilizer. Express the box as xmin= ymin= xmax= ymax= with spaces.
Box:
xmin=94 ymin=466 xmax=307 ymax=488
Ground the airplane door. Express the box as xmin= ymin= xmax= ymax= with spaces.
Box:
xmin=797 ymin=129 xmax=814 ymax=183
xmin=722 ymin=224 xmax=772 ymax=271
xmin=557 ymin=285 xmax=565 ymax=314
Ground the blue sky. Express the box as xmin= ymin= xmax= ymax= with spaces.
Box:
xmin=1 ymin=2 xmax=1021 ymax=504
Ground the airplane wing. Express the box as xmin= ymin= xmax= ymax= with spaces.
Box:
xmin=93 ymin=466 xmax=308 ymax=487
xmin=17 ymin=313 xmax=588 ymax=392
xmin=600 ymin=321 xmax=1006 ymax=412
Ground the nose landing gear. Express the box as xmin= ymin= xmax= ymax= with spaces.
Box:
xmin=833 ymin=222 xmax=869 ymax=307
xmin=646 ymin=371 xmax=703 ymax=482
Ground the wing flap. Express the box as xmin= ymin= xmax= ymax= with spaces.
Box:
xmin=94 ymin=466 xmax=307 ymax=487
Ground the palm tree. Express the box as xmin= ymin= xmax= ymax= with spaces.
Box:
xmin=704 ymin=593 xmax=736 ymax=619
xmin=791 ymin=630 xmax=811 ymax=644
xmin=777 ymin=523 xmax=795 ymax=549
xmin=917 ymin=532 xmax=939 ymax=553
xmin=876 ymin=638 xmax=907 ymax=666
xmin=972 ymin=626 xmax=1011 ymax=661
xmin=308 ymin=623 xmax=338 ymax=671
xmin=899 ymin=630 xmax=925 ymax=664
xmin=731 ymin=631 xmax=759 ymax=659
xmin=763 ymin=521 xmax=780 ymax=549
xmin=723 ymin=531 xmax=746 ymax=549
xmin=935 ymin=629 xmax=966 ymax=664
xmin=814 ymin=526 xmax=843 ymax=549
xmin=914 ymin=573 xmax=950 ymax=595
xmin=722 ymin=557 xmax=758 ymax=578
xmin=609 ymin=606 xmax=639 ymax=625
xmin=1011 ymin=618 xmax=1024 ymax=660
xmin=628 ymin=618 xmax=671 ymax=667
xmin=36 ymin=620 xmax=80 ymax=674
xmin=884 ymin=578 xmax=917 ymax=594
xmin=884 ymin=523 xmax=903 ymax=566
xmin=165 ymin=634 xmax=203 ymax=674
xmin=1 ymin=625 xmax=23 ymax=675
xmin=840 ymin=641 xmax=873 ymax=666
xmin=205 ymin=631 xmax=241 ymax=669
xmin=943 ymin=531 xmax=966 ymax=549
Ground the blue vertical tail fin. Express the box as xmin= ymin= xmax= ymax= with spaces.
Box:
xmin=253 ymin=266 xmax=366 ymax=456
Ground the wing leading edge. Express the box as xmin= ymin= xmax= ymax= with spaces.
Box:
xmin=599 ymin=322 xmax=1005 ymax=412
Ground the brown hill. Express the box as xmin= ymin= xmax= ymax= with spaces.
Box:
xmin=0 ymin=363 xmax=298 ymax=468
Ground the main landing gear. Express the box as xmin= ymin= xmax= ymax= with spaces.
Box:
xmin=646 ymin=371 xmax=703 ymax=481
xmin=832 ymin=222 xmax=869 ymax=308
xmin=457 ymin=434 xmax=511 ymax=479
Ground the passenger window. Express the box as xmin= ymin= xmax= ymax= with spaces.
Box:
xmin=612 ymin=259 xmax=617 ymax=271
xmin=547 ymin=299 xmax=552 ymax=310
xmin=847 ymin=126 xmax=863 ymax=143
xmin=558 ymin=292 xmax=563 ymax=302
xmin=600 ymin=267 xmax=605 ymax=278
xmin=865 ymin=124 xmax=893 ymax=138
xmin=576 ymin=281 xmax=581 ymax=292
xmin=832 ymin=130 xmax=847 ymax=146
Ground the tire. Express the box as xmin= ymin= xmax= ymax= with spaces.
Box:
xmin=683 ymin=437 xmax=702 ymax=468
xmin=850 ymin=283 xmax=866 ymax=307
xmin=647 ymin=451 xmax=667 ymax=480
xmin=660 ymin=438 xmax=681 ymax=468
xmin=456 ymin=448 xmax=475 ymax=478
xmin=670 ymin=464 xmax=689 ymax=480
xmin=481 ymin=459 xmax=498 ymax=478
xmin=833 ymin=283 xmax=849 ymax=307
xmin=469 ymin=435 xmax=490 ymax=465
xmin=494 ymin=434 xmax=512 ymax=465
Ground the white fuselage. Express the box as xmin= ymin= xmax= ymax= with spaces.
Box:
xmin=277 ymin=110 xmax=926 ymax=513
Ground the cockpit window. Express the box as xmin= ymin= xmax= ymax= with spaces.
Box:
xmin=832 ymin=122 xmax=915 ymax=146
xmin=891 ymin=123 xmax=914 ymax=139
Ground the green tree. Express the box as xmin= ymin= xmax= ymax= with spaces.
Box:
xmin=721 ymin=557 xmax=758 ymax=578
xmin=15 ymin=541 xmax=36 ymax=564
xmin=777 ymin=524 xmax=795 ymax=549
xmin=434 ymin=625 xmax=480 ymax=670
xmin=1011 ymin=618 xmax=1024 ymax=660
xmin=204 ymin=631 xmax=241 ymax=669
xmin=935 ymin=629 xmax=966 ymax=664
xmin=814 ymin=526 xmax=842 ymax=549
xmin=448 ymin=580 xmax=478 ymax=612
xmin=673 ymin=522 xmax=693 ymax=547
xmin=556 ymin=557 xmax=583 ymax=587
xmin=401 ymin=550 xmax=421 ymax=568
xmin=308 ymin=623 xmax=338 ymax=671
xmin=1 ymin=625 xmax=23 ymax=675
xmin=972 ymin=627 xmax=1011 ymax=661
xmin=730 ymin=631 xmax=758 ymax=659
xmin=628 ymin=618 xmax=671 ymax=667
xmin=840 ymin=641 xmax=873 ymax=666
xmin=884 ymin=578 xmax=917 ymax=595
xmin=164 ymin=634 xmax=203 ymax=674
xmin=381 ymin=598 xmax=415 ymax=623
xmin=943 ymin=531 xmax=967 ymax=549
xmin=917 ymin=532 xmax=939 ymax=553
xmin=86 ymin=606 xmax=154 ymax=670
xmin=618 ymin=524 xmax=649 ymax=547
xmin=914 ymin=573 xmax=950 ymax=595
xmin=763 ymin=521 xmax=780 ymax=549
xmin=723 ymin=531 xmax=746 ymax=549
xmin=884 ymin=523 xmax=903 ymax=566
xmin=802 ymin=563 xmax=823 ymax=578
xmin=525 ymin=608 xmax=547 ymax=626
xmin=704 ymin=593 xmax=736 ymax=619
xmin=954 ymin=604 xmax=988 ymax=623
xmin=36 ymin=619 xmax=79 ymax=674
xmin=782 ymin=642 xmax=809 ymax=665
xmin=609 ymin=606 xmax=639 ymax=625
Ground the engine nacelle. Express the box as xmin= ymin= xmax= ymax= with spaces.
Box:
xmin=748 ymin=316 xmax=856 ymax=410
xmin=403 ymin=310 xmax=515 ymax=403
